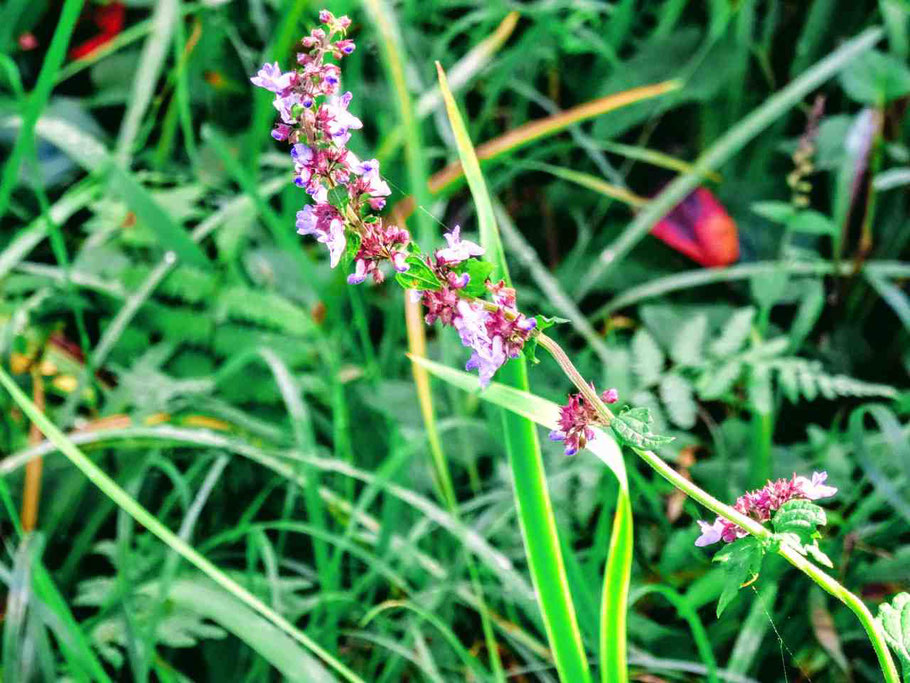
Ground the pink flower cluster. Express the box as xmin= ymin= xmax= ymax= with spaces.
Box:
xmin=549 ymin=386 xmax=619 ymax=456
xmin=415 ymin=227 xmax=537 ymax=387
xmin=695 ymin=472 xmax=838 ymax=546
xmin=251 ymin=10 xmax=406 ymax=281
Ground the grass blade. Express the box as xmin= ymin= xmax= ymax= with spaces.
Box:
xmin=0 ymin=0 xmax=85 ymax=221
xmin=433 ymin=62 xmax=593 ymax=682
xmin=0 ymin=367 xmax=361 ymax=683
xmin=574 ymin=26 xmax=884 ymax=299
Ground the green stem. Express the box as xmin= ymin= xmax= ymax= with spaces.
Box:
xmin=535 ymin=333 xmax=901 ymax=682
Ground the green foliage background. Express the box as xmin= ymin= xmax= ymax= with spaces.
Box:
xmin=1 ymin=0 xmax=909 ymax=681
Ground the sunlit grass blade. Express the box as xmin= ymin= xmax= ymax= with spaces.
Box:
xmin=428 ymin=79 xmax=680 ymax=194
xmin=437 ymin=60 xmax=592 ymax=683
xmin=0 ymin=367 xmax=362 ymax=683
xmin=574 ymin=26 xmax=884 ymax=299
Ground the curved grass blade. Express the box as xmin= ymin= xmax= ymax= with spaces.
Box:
xmin=520 ymin=161 xmax=648 ymax=208
xmin=0 ymin=367 xmax=361 ymax=683
xmin=436 ymin=61 xmax=593 ymax=683
xmin=574 ymin=26 xmax=884 ymax=299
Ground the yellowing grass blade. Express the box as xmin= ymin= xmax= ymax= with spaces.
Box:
xmin=429 ymin=79 xmax=680 ymax=194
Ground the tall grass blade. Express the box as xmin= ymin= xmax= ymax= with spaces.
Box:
xmin=428 ymin=65 xmax=593 ymax=682
xmin=0 ymin=0 xmax=84 ymax=221
xmin=0 ymin=367 xmax=362 ymax=683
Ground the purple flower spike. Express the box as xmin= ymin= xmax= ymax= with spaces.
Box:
xmin=436 ymin=225 xmax=485 ymax=264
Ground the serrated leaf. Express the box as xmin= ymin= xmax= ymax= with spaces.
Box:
xmin=697 ymin=360 xmax=742 ymax=399
xmin=773 ymin=500 xmax=827 ymax=540
xmin=610 ymin=406 xmax=675 ymax=450
xmin=875 ymin=592 xmax=910 ymax=671
xmin=631 ymin=328 xmax=664 ymax=387
xmin=777 ymin=363 xmax=800 ymax=403
xmin=710 ymin=308 xmax=755 ymax=357
xmin=659 ymin=373 xmax=697 ymax=429
xmin=714 ymin=537 xmax=764 ymax=617
xmin=670 ymin=314 xmax=707 ymax=366
xmin=395 ymin=256 xmax=443 ymax=291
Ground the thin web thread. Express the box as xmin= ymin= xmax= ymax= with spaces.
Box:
xmin=749 ymin=584 xmax=814 ymax=683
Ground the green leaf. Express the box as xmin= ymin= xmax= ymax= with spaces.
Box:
xmin=771 ymin=500 xmax=832 ymax=567
xmin=108 ymin=165 xmax=210 ymax=269
xmin=670 ymin=314 xmax=707 ymax=366
xmin=747 ymin=364 xmax=773 ymax=415
xmin=787 ymin=210 xmax=837 ymax=236
xmin=751 ymin=200 xmax=796 ymax=224
xmin=395 ymin=256 xmax=443 ymax=291
xmin=659 ymin=373 xmax=697 ymax=429
xmin=610 ymin=406 xmax=675 ymax=450
xmin=453 ymin=258 xmax=495 ymax=297
xmin=697 ymin=360 xmax=742 ymax=400
xmin=343 ymin=231 xmax=361 ymax=268
xmin=327 ymin=185 xmax=350 ymax=211
xmin=840 ymin=49 xmax=910 ymax=104
xmin=711 ymin=308 xmax=755 ymax=358
xmin=714 ymin=537 xmax=764 ymax=617
xmin=875 ymin=593 xmax=910 ymax=673
xmin=522 ymin=315 xmax=568 ymax=365
xmin=631 ymin=328 xmax=665 ymax=387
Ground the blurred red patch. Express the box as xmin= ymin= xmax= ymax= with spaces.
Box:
xmin=651 ymin=187 xmax=739 ymax=267
xmin=69 ymin=2 xmax=124 ymax=60
xmin=18 ymin=32 xmax=38 ymax=51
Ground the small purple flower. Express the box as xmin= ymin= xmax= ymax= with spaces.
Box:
xmin=391 ymin=251 xmax=409 ymax=273
xmin=465 ymin=335 xmax=506 ymax=388
xmin=436 ymin=226 xmax=484 ymax=264
xmin=271 ymin=124 xmax=291 ymax=141
xmin=795 ymin=471 xmax=837 ymax=500
xmin=323 ymin=92 xmax=362 ymax=144
xmin=447 ymin=271 xmax=470 ymax=289
xmin=602 ymin=388 xmax=619 ymax=404
xmin=296 ymin=204 xmax=346 ymax=268
xmin=549 ymin=389 xmax=601 ymax=456
xmin=354 ymin=158 xmax=391 ymax=198
xmin=694 ymin=519 xmax=725 ymax=547
xmin=251 ymin=62 xmax=292 ymax=93
xmin=347 ymin=259 xmax=368 ymax=285
xmin=273 ymin=92 xmax=304 ymax=124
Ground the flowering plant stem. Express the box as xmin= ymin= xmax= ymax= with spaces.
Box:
xmin=535 ymin=332 xmax=901 ymax=683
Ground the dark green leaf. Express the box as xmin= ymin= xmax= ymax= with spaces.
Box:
xmin=327 ymin=185 xmax=349 ymax=210
xmin=395 ymin=256 xmax=443 ymax=291
xmin=454 ymin=259 xmax=494 ymax=297
xmin=714 ymin=537 xmax=764 ymax=617
xmin=610 ymin=406 xmax=675 ymax=450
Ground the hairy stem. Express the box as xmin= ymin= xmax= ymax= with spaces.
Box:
xmin=535 ymin=332 xmax=900 ymax=682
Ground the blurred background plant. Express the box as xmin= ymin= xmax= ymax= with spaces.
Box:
xmin=1 ymin=0 xmax=909 ymax=681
